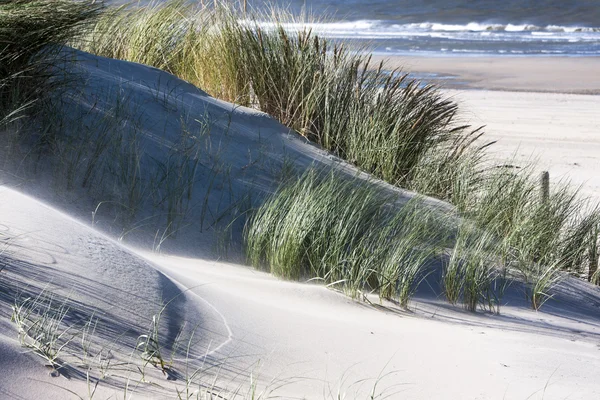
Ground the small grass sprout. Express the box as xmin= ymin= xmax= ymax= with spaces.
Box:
xmin=11 ymin=293 xmax=77 ymax=372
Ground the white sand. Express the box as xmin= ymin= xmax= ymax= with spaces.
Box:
xmin=1 ymin=186 xmax=600 ymax=399
xmin=148 ymin=252 xmax=600 ymax=399
xmin=446 ymin=90 xmax=600 ymax=200
xmin=1 ymin=50 xmax=600 ymax=399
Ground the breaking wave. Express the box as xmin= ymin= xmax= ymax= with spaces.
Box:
xmin=242 ymin=19 xmax=600 ymax=38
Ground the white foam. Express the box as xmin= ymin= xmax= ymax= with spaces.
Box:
xmin=242 ymin=18 xmax=600 ymax=38
xmin=505 ymin=24 xmax=540 ymax=32
xmin=547 ymin=25 xmax=600 ymax=33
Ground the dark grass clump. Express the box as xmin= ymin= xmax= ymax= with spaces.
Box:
xmin=0 ymin=0 xmax=102 ymax=123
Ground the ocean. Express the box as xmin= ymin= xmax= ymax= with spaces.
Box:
xmin=248 ymin=0 xmax=600 ymax=56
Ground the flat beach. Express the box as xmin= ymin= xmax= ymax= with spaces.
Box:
xmin=376 ymin=55 xmax=600 ymax=94
xmin=378 ymin=55 xmax=600 ymax=199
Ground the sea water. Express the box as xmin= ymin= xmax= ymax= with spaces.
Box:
xmin=248 ymin=0 xmax=600 ymax=56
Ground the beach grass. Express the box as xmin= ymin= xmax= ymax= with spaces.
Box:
xmin=468 ymin=167 xmax=600 ymax=308
xmin=443 ymin=222 xmax=500 ymax=311
xmin=246 ymin=164 xmax=600 ymax=310
xmin=245 ymin=169 xmax=450 ymax=305
xmin=11 ymin=294 xmax=73 ymax=371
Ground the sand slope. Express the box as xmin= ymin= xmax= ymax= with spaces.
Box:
xmin=149 ymin=253 xmax=600 ymax=400
xmin=14 ymin=48 xmax=415 ymax=259
xmin=1 ymin=186 xmax=600 ymax=399
xmin=0 ymin=187 xmax=223 ymax=399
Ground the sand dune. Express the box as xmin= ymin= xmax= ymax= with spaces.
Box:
xmin=149 ymin=252 xmax=600 ymax=400
xmin=1 ymin=49 xmax=600 ymax=399
xmin=5 ymin=49 xmax=420 ymax=259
